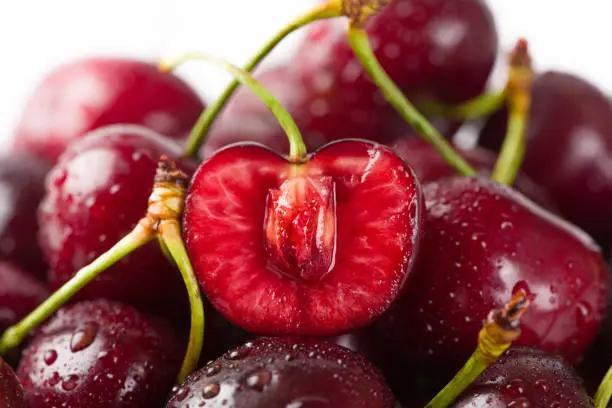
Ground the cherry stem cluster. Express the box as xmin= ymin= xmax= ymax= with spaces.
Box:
xmin=425 ymin=289 xmax=532 ymax=408
xmin=0 ymin=157 xmax=205 ymax=385
xmin=181 ymin=0 xmax=344 ymax=158
xmin=161 ymin=53 xmax=308 ymax=162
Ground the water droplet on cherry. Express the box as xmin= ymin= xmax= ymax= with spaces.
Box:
xmin=70 ymin=322 xmax=99 ymax=352
xmin=246 ymin=369 xmax=272 ymax=392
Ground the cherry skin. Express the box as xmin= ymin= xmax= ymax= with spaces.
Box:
xmin=38 ymin=124 xmax=196 ymax=317
xmin=0 ymin=262 xmax=48 ymax=334
xmin=0 ymin=153 xmax=51 ymax=279
xmin=451 ymin=347 xmax=591 ymax=407
xmin=0 ymin=357 xmax=26 ymax=408
xmin=166 ymin=337 xmax=397 ymax=408
xmin=376 ymin=176 xmax=608 ymax=381
xmin=389 ymin=137 xmax=558 ymax=211
xmin=17 ymin=300 xmax=182 ymax=408
xmin=185 ymin=140 xmax=424 ymax=336
xmin=480 ymin=71 xmax=612 ymax=245
xmin=13 ymin=58 xmax=204 ymax=164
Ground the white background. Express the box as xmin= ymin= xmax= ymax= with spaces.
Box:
xmin=0 ymin=1 xmax=609 ymax=148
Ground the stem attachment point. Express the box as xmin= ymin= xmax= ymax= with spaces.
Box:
xmin=342 ymin=0 xmax=390 ymax=27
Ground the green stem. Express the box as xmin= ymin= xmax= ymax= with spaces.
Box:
xmin=0 ymin=227 xmax=153 ymax=354
xmin=161 ymin=53 xmax=308 ymax=162
xmin=418 ymin=91 xmax=506 ymax=120
xmin=181 ymin=0 xmax=343 ymax=158
xmin=346 ymin=26 xmax=476 ymax=176
xmin=594 ymin=366 xmax=612 ymax=408
xmin=490 ymin=105 xmax=527 ymax=185
xmin=159 ymin=220 xmax=205 ymax=384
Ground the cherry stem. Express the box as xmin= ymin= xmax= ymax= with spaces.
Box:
xmin=180 ymin=0 xmax=343 ymax=159
xmin=594 ymin=366 xmax=612 ymax=408
xmin=161 ymin=53 xmax=308 ymax=162
xmin=159 ymin=220 xmax=205 ymax=384
xmin=418 ymin=91 xmax=507 ymax=120
xmin=0 ymin=227 xmax=153 ymax=355
xmin=491 ymin=39 xmax=533 ymax=186
xmin=425 ymin=289 xmax=532 ymax=408
xmin=346 ymin=26 xmax=476 ymax=176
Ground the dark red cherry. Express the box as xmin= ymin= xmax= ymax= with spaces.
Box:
xmin=166 ymin=337 xmax=397 ymax=408
xmin=0 ymin=357 xmax=26 ymax=408
xmin=0 ymin=153 xmax=51 ymax=279
xmin=185 ymin=140 xmax=424 ymax=336
xmin=38 ymin=125 xmax=196 ymax=317
xmin=17 ymin=300 xmax=182 ymax=408
xmin=376 ymin=176 xmax=608 ymax=381
xmin=389 ymin=137 xmax=558 ymax=211
xmin=13 ymin=58 xmax=204 ymax=164
xmin=0 ymin=262 xmax=48 ymax=333
xmin=451 ymin=347 xmax=591 ymax=407
xmin=480 ymin=71 xmax=612 ymax=245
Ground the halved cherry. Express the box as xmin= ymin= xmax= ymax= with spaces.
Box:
xmin=184 ymin=139 xmax=424 ymax=336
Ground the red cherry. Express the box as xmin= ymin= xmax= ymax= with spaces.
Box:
xmin=376 ymin=176 xmax=607 ymax=380
xmin=13 ymin=58 xmax=204 ymax=164
xmin=166 ymin=337 xmax=397 ymax=408
xmin=0 ymin=154 xmax=51 ymax=279
xmin=17 ymin=300 xmax=182 ymax=408
xmin=38 ymin=125 xmax=196 ymax=317
xmin=451 ymin=347 xmax=591 ymax=407
xmin=184 ymin=140 xmax=424 ymax=336
xmin=0 ymin=357 xmax=26 ymax=408
xmin=0 ymin=262 xmax=48 ymax=334
xmin=480 ymin=71 xmax=612 ymax=245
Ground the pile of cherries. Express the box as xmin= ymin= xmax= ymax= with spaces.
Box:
xmin=1 ymin=0 xmax=612 ymax=407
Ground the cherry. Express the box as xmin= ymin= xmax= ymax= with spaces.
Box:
xmin=389 ymin=137 xmax=557 ymax=211
xmin=0 ymin=357 xmax=26 ymax=408
xmin=13 ymin=58 xmax=204 ymax=164
xmin=376 ymin=176 xmax=608 ymax=381
xmin=166 ymin=337 xmax=397 ymax=408
xmin=479 ymin=71 xmax=612 ymax=245
xmin=17 ymin=300 xmax=182 ymax=408
xmin=184 ymin=140 xmax=424 ymax=336
xmin=38 ymin=124 xmax=197 ymax=317
xmin=451 ymin=347 xmax=591 ymax=407
xmin=0 ymin=262 xmax=48 ymax=334
xmin=0 ymin=153 xmax=51 ymax=279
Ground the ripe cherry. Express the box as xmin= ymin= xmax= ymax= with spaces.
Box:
xmin=376 ymin=176 xmax=608 ymax=381
xmin=13 ymin=58 xmax=204 ymax=164
xmin=0 ymin=262 xmax=48 ymax=333
xmin=0 ymin=357 xmax=26 ymax=408
xmin=17 ymin=300 xmax=182 ymax=408
xmin=166 ymin=337 xmax=397 ymax=408
xmin=451 ymin=347 xmax=591 ymax=407
xmin=38 ymin=124 xmax=196 ymax=317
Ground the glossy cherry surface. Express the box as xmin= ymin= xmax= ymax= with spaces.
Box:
xmin=451 ymin=347 xmax=591 ymax=407
xmin=376 ymin=176 xmax=608 ymax=380
xmin=13 ymin=58 xmax=204 ymax=163
xmin=0 ymin=153 xmax=51 ymax=279
xmin=185 ymin=140 xmax=424 ymax=336
xmin=38 ymin=125 xmax=196 ymax=317
xmin=0 ymin=262 xmax=48 ymax=333
xmin=0 ymin=357 xmax=26 ymax=408
xmin=17 ymin=300 xmax=182 ymax=408
xmin=480 ymin=71 xmax=612 ymax=245
xmin=166 ymin=337 xmax=397 ymax=408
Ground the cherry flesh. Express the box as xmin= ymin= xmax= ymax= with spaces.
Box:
xmin=0 ymin=357 xmax=26 ymax=408
xmin=185 ymin=140 xmax=424 ymax=336
xmin=451 ymin=347 xmax=591 ymax=408
xmin=376 ymin=176 xmax=608 ymax=381
xmin=38 ymin=125 xmax=196 ymax=317
xmin=17 ymin=300 xmax=182 ymax=408
xmin=166 ymin=337 xmax=397 ymax=408
xmin=0 ymin=262 xmax=49 ymax=333
xmin=389 ymin=138 xmax=558 ymax=212
xmin=480 ymin=71 xmax=612 ymax=245
xmin=0 ymin=153 xmax=51 ymax=279
xmin=13 ymin=58 xmax=204 ymax=164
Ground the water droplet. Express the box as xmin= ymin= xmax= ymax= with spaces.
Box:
xmin=576 ymin=302 xmax=593 ymax=325
xmin=501 ymin=221 xmax=513 ymax=230
xmin=61 ymin=375 xmax=79 ymax=391
xmin=43 ymin=350 xmax=57 ymax=365
xmin=246 ymin=369 xmax=272 ymax=392
xmin=70 ymin=322 xmax=99 ymax=352
xmin=206 ymin=364 xmax=221 ymax=377
xmin=202 ymin=383 xmax=220 ymax=399
xmin=550 ymin=284 xmax=558 ymax=294
xmin=227 ymin=345 xmax=251 ymax=360
xmin=48 ymin=372 xmax=61 ymax=386
xmin=109 ymin=184 xmax=120 ymax=194
xmin=175 ymin=387 xmax=190 ymax=402
xmin=505 ymin=379 xmax=525 ymax=396
xmin=507 ymin=397 xmax=530 ymax=407
xmin=534 ymin=379 xmax=548 ymax=392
